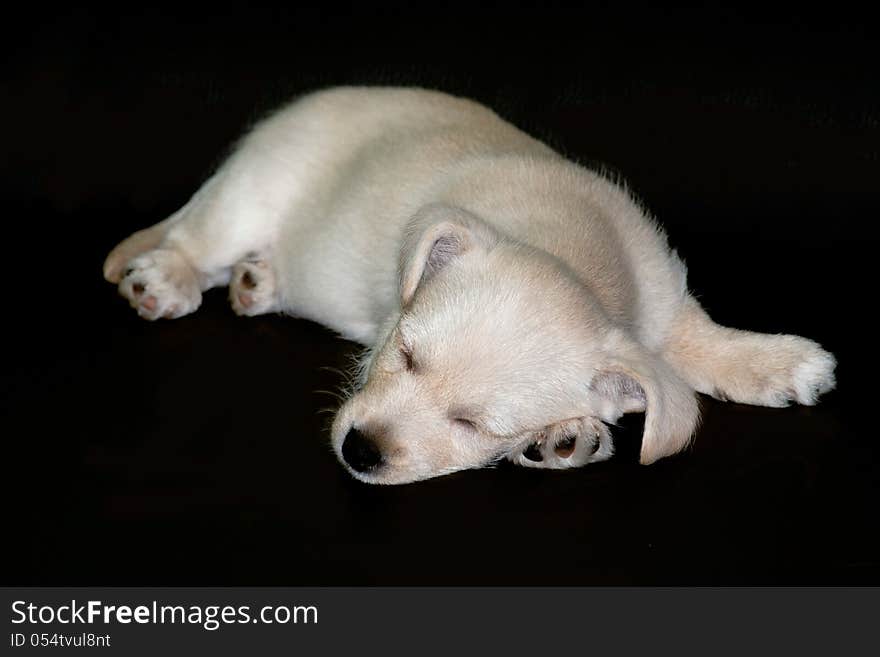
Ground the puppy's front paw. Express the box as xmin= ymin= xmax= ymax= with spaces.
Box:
xmin=118 ymin=249 xmax=202 ymax=320
xmin=731 ymin=336 xmax=837 ymax=408
xmin=229 ymin=256 xmax=279 ymax=316
xmin=789 ymin=345 xmax=837 ymax=406
xmin=510 ymin=417 xmax=614 ymax=470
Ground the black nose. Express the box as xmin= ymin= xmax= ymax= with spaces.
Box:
xmin=341 ymin=427 xmax=384 ymax=472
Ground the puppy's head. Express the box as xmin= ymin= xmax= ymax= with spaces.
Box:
xmin=331 ymin=204 xmax=699 ymax=484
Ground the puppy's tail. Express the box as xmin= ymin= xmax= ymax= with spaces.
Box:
xmin=102 ymin=213 xmax=180 ymax=283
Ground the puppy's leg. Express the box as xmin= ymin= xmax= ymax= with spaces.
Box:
xmin=106 ymin=161 xmax=284 ymax=319
xmin=662 ymin=297 xmax=836 ymax=407
xmin=105 ymin=209 xmax=202 ymax=320
xmin=229 ymin=253 xmax=280 ymax=316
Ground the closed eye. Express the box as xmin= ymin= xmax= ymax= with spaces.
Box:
xmin=400 ymin=345 xmax=416 ymax=372
xmin=453 ymin=417 xmax=477 ymax=431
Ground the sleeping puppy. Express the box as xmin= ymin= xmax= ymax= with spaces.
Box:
xmin=103 ymin=87 xmax=836 ymax=484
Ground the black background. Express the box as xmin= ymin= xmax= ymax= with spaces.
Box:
xmin=2 ymin=3 xmax=877 ymax=584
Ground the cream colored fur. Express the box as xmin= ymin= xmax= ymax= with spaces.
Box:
xmin=104 ymin=87 xmax=836 ymax=484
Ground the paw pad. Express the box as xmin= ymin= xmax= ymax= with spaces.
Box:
xmin=229 ymin=258 xmax=278 ymax=316
xmin=522 ymin=442 xmax=544 ymax=462
xmin=511 ymin=418 xmax=613 ymax=470
xmin=117 ymin=249 xmax=202 ymax=320
xmin=554 ymin=434 xmax=577 ymax=458
xmin=240 ymin=271 xmax=257 ymax=290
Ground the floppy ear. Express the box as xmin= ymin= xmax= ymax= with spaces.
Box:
xmin=591 ymin=340 xmax=700 ymax=465
xmin=399 ymin=204 xmax=499 ymax=306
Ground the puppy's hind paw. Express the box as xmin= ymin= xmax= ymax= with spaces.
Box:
xmin=229 ymin=256 xmax=279 ymax=316
xmin=118 ymin=249 xmax=202 ymax=320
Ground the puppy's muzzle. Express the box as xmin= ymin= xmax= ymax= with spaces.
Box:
xmin=341 ymin=427 xmax=384 ymax=473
